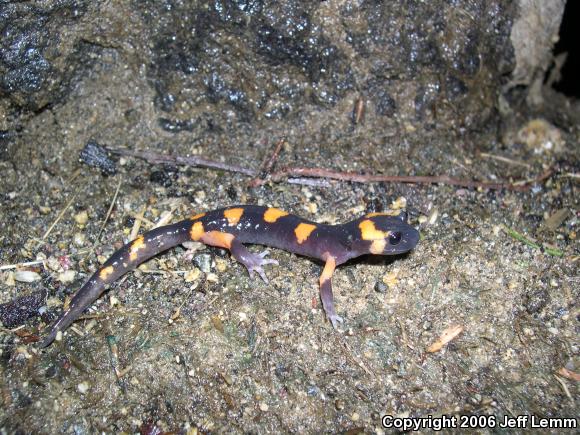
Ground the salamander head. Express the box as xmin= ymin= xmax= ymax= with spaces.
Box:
xmin=353 ymin=211 xmax=419 ymax=256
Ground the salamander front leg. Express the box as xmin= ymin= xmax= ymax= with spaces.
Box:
xmin=319 ymin=256 xmax=344 ymax=328
xmin=230 ymin=238 xmax=278 ymax=283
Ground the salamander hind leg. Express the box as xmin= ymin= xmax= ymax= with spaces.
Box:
xmin=319 ymin=256 xmax=344 ymax=328
xmin=229 ymin=239 xmax=278 ymax=283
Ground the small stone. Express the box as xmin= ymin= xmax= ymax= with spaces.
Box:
xmin=259 ymin=402 xmax=269 ymax=412
xmin=57 ymin=270 xmax=76 ymax=283
xmin=374 ymin=282 xmax=387 ymax=293
xmin=382 ymin=270 xmax=399 ymax=288
xmin=391 ymin=197 xmax=406 ymax=209
xmin=184 ymin=268 xmax=201 ymax=283
xmin=46 ymin=256 xmax=62 ymax=272
xmin=79 ymin=140 xmax=117 ymax=175
xmin=194 ymin=254 xmax=212 ymax=273
xmin=4 ymin=272 xmax=15 ymax=286
xmin=301 ymin=187 xmax=313 ymax=199
xmin=215 ymin=258 xmax=228 ymax=273
xmin=74 ymin=210 xmax=89 ymax=225
xmin=73 ymin=233 xmax=86 ymax=247
xmin=428 ymin=209 xmax=439 ymax=225
xmin=194 ymin=190 xmax=206 ymax=203
xmin=77 ymin=381 xmax=90 ymax=394
xmin=14 ymin=270 xmax=41 ymax=283
xmin=206 ymin=273 xmax=219 ymax=283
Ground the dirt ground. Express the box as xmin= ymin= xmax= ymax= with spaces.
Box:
xmin=1 ymin=2 xmax=579 ymax=434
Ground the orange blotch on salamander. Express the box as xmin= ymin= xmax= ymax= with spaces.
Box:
xmin=263 ymin=208 xmax=289 ymax=223
xmin=294 ymin=223 xmax=317 ymax=244
xmin=190 ymin=221 xmax=205 ymax=241
xmin=99 ymin=265 xmax=114 ymax=280
xmin=191 ymin=212 xmax=206 ymax=220
xmin=129 ymin=235 xmax=146 ymax=261
xmin=369 ymin=239 xmax=387 ymax=254
xmin=359 ymin=219 xmax=388 ymax=240
xmin=201 ymin=231 xmax=234 ymax=249
xmin=319 ymin=255 xmax=336 ymax=284
xmin=224 ymin=208 xmax=244 ymax=226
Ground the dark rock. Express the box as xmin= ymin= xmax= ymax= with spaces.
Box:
xmin=524 ymin=287 xmax=550 ymax=315
xmin=149 ymin=166 xmax=178 ymax=187
xmin=158 ymin=118 xmax=195 ymax=133
xmin=0 ymin=289 xmax=47 ymax=328
xmin=79 ymin=140 xmax=116 ymax=175
xmin=0 ymin=1 xmax=99 ymax=112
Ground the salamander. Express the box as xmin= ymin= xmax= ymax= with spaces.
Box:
xmin=39 ymin=205 xmax=419 ymax=347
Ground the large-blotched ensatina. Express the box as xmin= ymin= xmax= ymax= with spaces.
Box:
xmin=39 ymin=205 xmax=419 ymax=347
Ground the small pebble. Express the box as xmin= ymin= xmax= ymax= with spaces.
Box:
xmin=77 ymin=381 xmax=90 ymax=394
xmin=391 ymin=197 xmax=406 ymax=209
xmin=73 ymin=233 xmax=86 ymax=247
xmin=74 ymin=210 xmax=89 ymax=225
xmin=4 ymin=272 xmax=15 ymax=286
xmin=428 ymin=209 xmax=439 ymax=225
xmin=46 ymin=256 xmax=62 ymax=272
xmin=194 ymin=254 xmax=212 ymax=273
xmin=206 ymin=273 xmax=219 ymax=283
xmin=382 ymin=270 xmax=399 ymax=288
xmin=259 ymin=402 xmax=269 ymax=412
xmin=215 ymin=258 xmax=228 ymax=273
xmin=57 ymin=270 xmax=76 ymax=283
xmin=194 ymin=190 xmax=206 ymax=203
xmin=374 ymin=282 xmax=387 ymax=293
xmin=184 ymin=268 xmax=201 ymax=283
xmin=14 ymin=270 xmax=41 ymax=283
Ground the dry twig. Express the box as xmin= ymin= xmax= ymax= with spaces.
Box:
xmin=103 ymin=146 xmax=553 ymax=192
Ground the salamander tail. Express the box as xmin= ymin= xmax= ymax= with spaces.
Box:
xmin=38 ymin=221 xmax=193 ymax=347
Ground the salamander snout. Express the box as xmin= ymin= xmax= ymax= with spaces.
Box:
xmin=383 ymin=225 xmax=419 ymax=254
xmin=356 ymin=215 xmax=420 ymax=256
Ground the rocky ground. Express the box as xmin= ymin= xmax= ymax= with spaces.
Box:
xmin=0 ymin=1 xmax=578 ymax=433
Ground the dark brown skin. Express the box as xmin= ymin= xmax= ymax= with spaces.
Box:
xmin=39 ymin=205 xmax=419 ymax=347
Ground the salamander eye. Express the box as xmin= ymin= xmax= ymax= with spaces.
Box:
xmin=388 ymin=232 xmax=402 ymax=245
